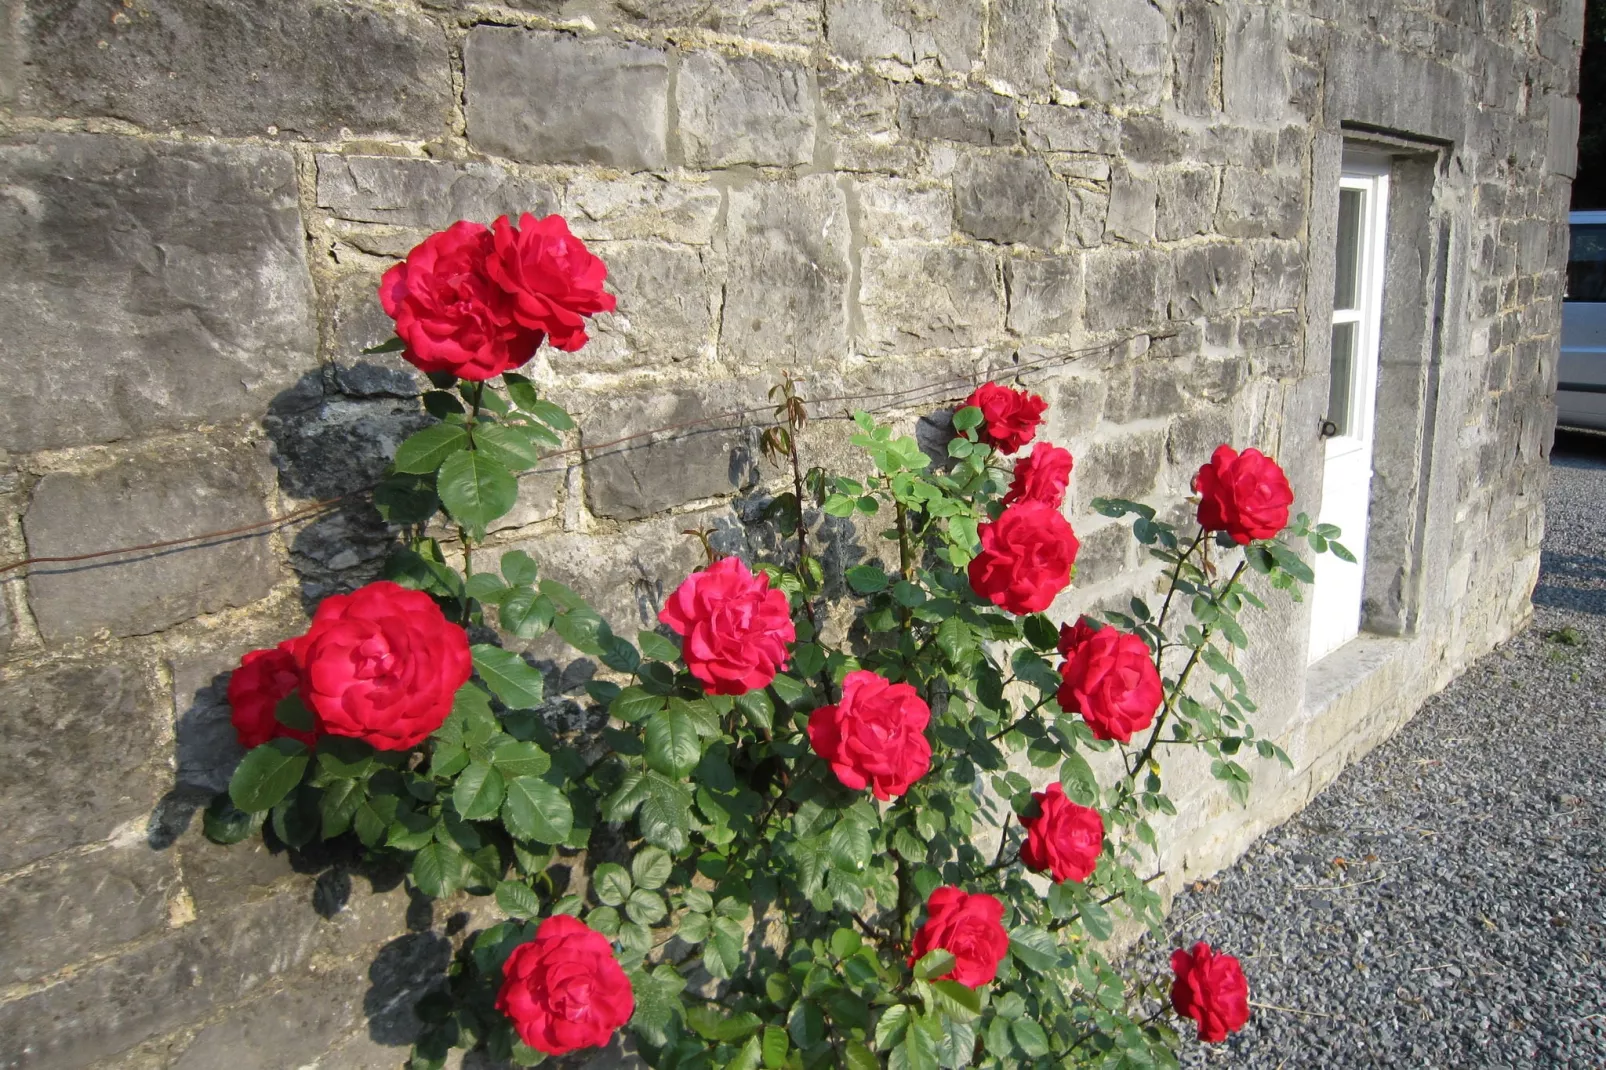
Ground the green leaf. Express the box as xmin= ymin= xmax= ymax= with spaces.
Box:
xmin=465 ymin=571 xmax=509 ymax=603
xmin=761 ymin=1025 xmax=789 ymax=1069
xmin=638 ymin=630 xmax=680 ymax=663
xmin=495 ymin=879 xmax=543 ymax=919
xmin=453 ymin=762 xmax=506 ymax=821
xmin=499 ymin=588 xmax=556 ymax=640
xmin=553 ymin=607 xmax=608 ymax=657
xmin=274 ymin=693 xmax=313 ymax=732
xmin=502 ymin=776 xmax=574 ymax=844
xmin=363 ymin=335 xmax=406 ymax=354
xmin=913 ymin=949 xmax=956 ymax=981
xmin=843 ymin=1042 xmax=878 ymax=1070
xmin=768 ymin=673 xmax=810 ymax=708
xmin=704 ymin=915 xmax=744 ymax=979
xmin=1329 ymin=538 xmax=1357 ymax=563
xmin=631 ymin=846 xmax=673 ymax=890
xmin=490 ymin=739 xmax=551 ymax=779
xmin=372 ymin=472 xmax=439 ymax=525
xmin=876 ymin=1006 xmax=913 ymax=1051
xmin=393 ymin=424 xmax=470 ymax=475
xmin=525 ymin=398 xmax=575 ymax=431
xmin=1078 ymin=897 xmax=1113 ymax=940
xmin=412 ymin=840 xmax=467 ymax=898
xmin=930 ymin=979 xmax=982 ymax=1018
xmin=1059 ymin=749 xmax=1098 ymax=806
xmin=319 ymin=777 xmax=365 ymax=838
xmin=638 ymin=772 xmax=694 ymax=853
xmin=611 ymin=686 xmax=666 ymax=725
xmin=229 ymin=739 xmax=309 ymax=813
xmin=500 ymin=550 xmax=539 ymax=586
xmin=951 ymin=405 xmax=984 ymax=432
xmin=593 ymin=863 xmax=632 ymax=906
xmin=846 ymin=564 xmax=889 ymax=593
xmin=891 ymin=1018 xmax=939 ymax=1070
xmin=735 ymin=690 xmax=774 ymax=733
xmin=1008 ymin=925 xmax=1060 ymax=972
xmin=645 ymin=704 xmax=703 ymax=778
xmin=202 ymin=794 xmax=258 ymax=844
xmin=1010 ymin=1018 xmax=1051 ymax=1058
xmin=626 ymin=887 xmax=668 ymax=925
xmin=437 ymin=450 xmax=517 ymax=530
xmin=472 ymin=645 xmax=545 ymax=710
xmin=474 ymin=422 xmax=545 ymax=471
xmin=1023 ymin=614 xmax=1059 ymax=651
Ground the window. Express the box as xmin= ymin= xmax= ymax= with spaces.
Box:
xmin=1566 ymin=223 xmax=1606 ymax=303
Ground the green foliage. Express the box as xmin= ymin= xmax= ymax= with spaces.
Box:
xmin=216 ymin=371 xmax=1344 ymax=1069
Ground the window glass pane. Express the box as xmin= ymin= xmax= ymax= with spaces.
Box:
xmin=1328 ymin=322 xmax=1356 ymax=436
xmin=1333 ymin=189 xmax=1364 ymax=311
xmin=1566 ymin=224 xmax=1606 ymax=303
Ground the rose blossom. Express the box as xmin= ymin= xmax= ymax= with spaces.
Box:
xmin=1002 ymin=442 xmax=1074 ymax=508
xmin=379 ymin=220 xmax=538 ymax=381
xmin=806 ymin=670 xmax=931 ymax=800
xmin=1194 ymin=445 xmax=1295 ymax=544
xmin=1018 ymin=782 xmax=1104 ymax=884
xmin=297 ymin=581 xmax=473 ymax=751
xmin=227 ymin=641 xmax=318 ymax=749
xmin=496 ymin=915 xmax=635 ymax=1055
xmin=967 ymin=502 xmax=1080 ymax=615
xmin=658 ymin=556 xmax=795 ymax=696
xmin=1055 ymin=619 xmax=1163 ymax=744
xmin=1170 ymin=942 xmax=1251 ymax=1043
xmin=960 ymin=382 xmax=1047 ymax=454
xmin=485 ymin=213 xmax=617 ymax=353
xmin=908 ymin=887 xmax=1010 ymax=988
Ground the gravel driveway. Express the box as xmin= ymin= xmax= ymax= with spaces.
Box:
xmin=1157 ymin=430 xmax=1606 ymax=1068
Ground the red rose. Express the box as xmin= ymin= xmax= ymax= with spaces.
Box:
xmin=485 ymin=213 xmax=617 ymax=353
xmin=1055 ymin=619 xmax=1162 ymax=744
xmin=1170 ymin=942 xmax=1251 ymax=1043
xmin=1002 ymin=442 xmax=1074 ymax=508
xmin=658 ymin=556 xmax=795 ymax=696
xmin=297 ymin=581 xmax=473 ymax=751
xmin=967 ymin=502 xmax=1080 ymax=615
xmin=496 ymin=915 xmax=635 ymax=1056
xmin=380 ymin=220 xmax=539 ymax=382
xmin=1018 ymin=782 xmax=1104 ymax=884
xmin=227 ymin=641 xmax=318 ymax=749
xmin=807 ymin=670 xmax=931 ymax=801
xmin=1194 ymin=445 xmax=1294 ymax=544
xmin=961 ymin=382 xmax=1047 ymax=454
xmin=908 ymin=887 xmax=1009 ymax=988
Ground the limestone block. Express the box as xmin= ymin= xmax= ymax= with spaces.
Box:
xmin=1169 ymin=243 xmax=1253 ymax=319
xmin=953 ymin=154 xmax=1067 ymax=250
xmin=170 ymin=981 xmax=362 ymax=1070
xmin=854 ymin=178 xmax=954 ymax=243
xmin=14 ymin=0 xmax=451 ymax=138
xmin=1074 ymin=426 xmax=1168 ymax=510
xmin=24 ymin=442 xmax=281 ymax=642
xmin=1024 ymin=104 xmax=1122 ymax=154
xmin=0 ymin=893 xmax=322 ymax=1070
xmin=583 ymin=390 xmax=760 ymax=520
xmin=1156 ymin=167 xmax=1217 ymax=241
xmin=1223 ymin=5 xmax=1289 ymax=122
xmin=596 ymin=0 xmax=822 ymax=45
xmin=315 ymin=155 xmax=558 ymax=230
xmin=1173 ymin=0 xmax=1220 ymax=115
xmin=0 ymin=135 xmax=316 ymax=452
xmin=1104 ymin=361 xmax=1187 ymax=424
xmin=0 ymin=844 xmax=177 ymax=986
xmin=0 ymin=660 xmax=164 ymax=871
xmin=897 ymin=83 xmax=1019 ymax=147
xmin=720 ymin=177 xmax=852 ymax=365
xmin=985 ymin=0 xmax=1054 ymax=94
xmin=819 ymin=67 xmax=905 ymax=171
xmin=563 ymin=176 xmax=723 ymax=245
xmin=464 ymin=29 xmax=669 ymax=169
xmin=1067 ymin=187 xmax=1111 ymax=248
xmin=577 ymin=241 xmax=714 ymax=369
xmin=1105 ymin=169 xmax=1158 ymax=244
xmin=1250 ymin=240 xmax=1305 ymax=311
xmin=1052 ymin=0 xmax=1169 ymax=107
xmin=1005 ymin=255 xmax=1084 ymax=337
xmin=825 ymin=0 xmax=982 ymax=70
xmin=1216 ymin=167 xmax=1305 ymax=240
xmin=860 ymin=245 xmax=1003 ymax=354
xmin=1083 ymin=247 xmax=1173 ymax=332
xmin=677 ymin=52 xmax=816 ymax=168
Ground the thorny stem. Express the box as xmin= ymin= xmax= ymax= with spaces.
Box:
xmin=1152 ymin=528 xmax=1208 ymax=668
xmin=1129 ymin=559 xmax=1249 ymax=779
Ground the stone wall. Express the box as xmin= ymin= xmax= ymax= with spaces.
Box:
xmin=0 ymin=0 xmax=1582 ymax=1067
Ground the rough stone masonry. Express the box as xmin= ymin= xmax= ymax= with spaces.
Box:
xmin=0 ymin=0 xmax=1583 ymax=1066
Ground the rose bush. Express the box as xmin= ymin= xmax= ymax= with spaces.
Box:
xmin=207 ymin=214 xmax=1353 ymax=1069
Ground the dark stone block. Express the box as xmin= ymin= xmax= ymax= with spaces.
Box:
xmin=464 ymin=29 xmax=669 ymax=169
xmin=583 ymin=392 xmax=759 ymax=520
xmin=897 ymin=83 xmax=1019 ymax=147
xmin=0 ymin=660 xmax=164 ymax=871
xmin=0 ymin=845 xmax=177 ymax=985
xmin=15 ymin=0 xmax=452 ymax=138
xmin=953 ymin=154 xmax=1067 ymax=250
xmin=23 ymin=441 xmax=281 ymax=641
xmin=0 ymin=134 xmax=316 ymax=452
xmin=1083 ymin=248 xmax=1173 ymax=332
xmin=0 ymin=893 xmax=321 ymax=1070
xmin=315 ymin=154 xmax=558 ymax=230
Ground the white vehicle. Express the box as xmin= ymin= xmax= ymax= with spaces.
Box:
xmin=1559 ymin=210 xmax=1606 ymax=431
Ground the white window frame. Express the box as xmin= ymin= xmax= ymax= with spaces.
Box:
xmin=1326 ymin=159 xmax=1390 ymax=466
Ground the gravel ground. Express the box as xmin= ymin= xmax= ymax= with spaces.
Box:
xmin=1155 ymin=429 xmax=1606 ymax=1069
